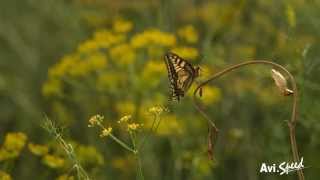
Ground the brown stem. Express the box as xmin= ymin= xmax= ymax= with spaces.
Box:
xmin=193 ymin=60 xmax=304 ymax=180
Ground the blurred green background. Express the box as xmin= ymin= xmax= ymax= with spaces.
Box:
xmin=0 ymin=0 xmax=319 ymax=179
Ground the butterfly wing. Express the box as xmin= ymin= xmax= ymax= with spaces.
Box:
xmin=164 ymin=52 xmax=197 ymax=101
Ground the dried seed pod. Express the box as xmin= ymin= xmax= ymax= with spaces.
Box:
xmin=271 ymin=69 xmax=293 ymax=96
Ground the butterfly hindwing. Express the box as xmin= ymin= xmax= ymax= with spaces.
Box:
xmin=164 ymin=52 xmax=198 ymax=101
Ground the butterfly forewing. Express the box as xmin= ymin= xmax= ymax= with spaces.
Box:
xmin=164 ymin=52 xmax=198 ymax=101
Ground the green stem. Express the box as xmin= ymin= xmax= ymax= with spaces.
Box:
xmin=109 ymin=133 xmax=136 ymax=154
xmin=138 ymin=114 xmax=158 ymax=150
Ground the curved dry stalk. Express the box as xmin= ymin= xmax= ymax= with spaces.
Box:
xmin=193 ymin=60 xmax=304 ymax=180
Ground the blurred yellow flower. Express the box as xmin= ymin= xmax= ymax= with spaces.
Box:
xmin=178 ymin=25 xmax=199 ymax=43
xmin=76 ymin=145 xmax=104 ymax=166
xmin=110 ymin=43 xmax=136 ymax=66
xmin=42 ymin=79 xmax=63 ymax=97
xmin=0 ymin=171 xmax=11 ymax=180
xmin=87 ymin=53 xmax=108 ymax=70
xmin=28 ymin=143 xmax=49 ymax=156
xmin=56 ymin=174 xmax=74 ymax=180
xmin=286 ymin=5 xmax=296 ymax=28
xmin=77 ymin=39 xmax=100 ymax=53
xmin=78 ymin=30 xmax=125 ymax=53
xmin=42 ymin=154 xmax=65 ymax=168
xmin=199 ymin=86 xmax=221 ymax=105
xmin=93 ymin=30 xmax=125 ymax=46
xmin=3 ymin=132 xmax=27 ymax=152
xmin=171 ymin=46 xmax=199 ymax=60
xmin=130 ymin=29 xmax=176 ymax=48
xmin=113 ymin=19 xmax=133 ymax=33
xmin=156 ymin=115 xmax=184 ymax=136
xmin=100 ymin=127 xmax=112 ymax=137
xmin=141 ymin=60 xmax=166 ymax=87
xmin=97 ymin=72 xmax=126 ymax=91
xmin=116 ymin=101 xmax=136 ymax=115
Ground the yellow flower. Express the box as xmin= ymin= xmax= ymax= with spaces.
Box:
xmin=76 ymin=145 xmax=104 ymax=166
xmin=42 ymin=79 xmax=63 ymax=97
xmin=100 ymin=127 xmax=112 ymax=137
xmin=77 ymin=39 xmax=100 ymax=53
xmin=171 ymin=46 xmax=199 ymax=60
xmin=141 ymin=60 xmax=166 ymax=87
xmin=28 ymin=143 xmax=49 ymax=156
xmin=113 ymin=19 xmax=133 ymax=33
xmin=198 ymin=86 xmax=221 ymax=105
xmin=42 ymin=154 xmax=65 ymax=168
xmin=87 ymin=53 xmax=108 ymax=70
xmin=97 ymin=72 xmax=126 ymax=91
xmin=156 ymin=115 xmax=184 ymax=136
xmin=88 ymin=114 xmax=104 ymax=127
xmin=0 ymin=170 xmax=12 ymax=180
xmin=56 ymin=174 xmax=74 ymax=180
xmin=118 ymin=115 xmax=132 ymax=124
xmin=130 ymin=29 xmax=176 ymax=48
xmin=94 ymin=29 xmax=125 ymax=46
xmin=3 ymin=132 xmax=27 ymax=152
xmin=116 ymin=101 xmax=136 ymax=115
xmin=127 ymin=123 xmax=143 ymax=131
xmin=177 ymin=25 xmax=199 ymax=43
xmin=110 ymin=43 xmax=136 ymax=66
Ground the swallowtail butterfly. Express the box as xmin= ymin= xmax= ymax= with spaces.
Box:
xmin=164 ymin=52 xmax=200 ymax=101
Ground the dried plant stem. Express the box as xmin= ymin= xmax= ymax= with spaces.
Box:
xmin=193 ymin=60 xmax=304 ymax=180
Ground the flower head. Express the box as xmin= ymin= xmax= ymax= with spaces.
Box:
xmin=127 ymin=123 xmax=143 ymax=132
xmin=100 ymin=127 xmax=112 ymax=137
xmin=148 ymin=106 xmax=168 ymax=115
xmin=118 ymin=115 xmax=132 ymax=124
xmin=88 ymin=115 xmax=104 ymax=127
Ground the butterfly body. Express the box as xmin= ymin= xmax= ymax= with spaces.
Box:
xmin=164 ymin=52 xmax=199 ymax=101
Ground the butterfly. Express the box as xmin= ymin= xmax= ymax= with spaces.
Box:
xmin=164 ymin=52 xmax=200 ymax=101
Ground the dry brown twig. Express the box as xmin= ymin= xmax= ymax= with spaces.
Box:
xmin=193 ymin=60 xmax=304 ymax=180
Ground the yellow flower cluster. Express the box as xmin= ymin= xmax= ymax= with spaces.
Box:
xmin=0 ymin=132 xmax=27 ymax=161
xmin=156 ymin=115 xmax=185 ymax=136
xmin=127 ymin=123 xmax=143 ymax=131
xmin=56 ymin=174 xmax=74 ymax=180
xmin=117 ymin=115 xmax=143 ymax=132
xmin=28 ymin=143 xmax=49 ymax=156
xmin=141 ymin=60 xmax=166 ymax=87
xmin=42 ymin=154 xmax=65 ymax=168
xmin=0 ymin=171 xmax=11 ymax=180
xmin=88 ymin=114 xmax=104 ymax=127
xmin=100 ymin=127 xmax=112 ymax=137
xmin=110 ymin=43 xmax=136 ymax=66
xmin=148 ymin=106 xmax=168 ymax=116
xmin=116 ymin=101 xmax=136 ymax=115
xmin=130 ymin=29 xmax=176 ymax=48
xmin=171 ymin=46 xmax=199 ymax=60
xmin=178 ymin=25 xmax=199 ymax=43
xmin=88 ymin=114 xmax=114 ymax=138
xmin=113 ymin=18 xmax=133 ymax=33
xmin=76 ymin=145 xmax=104 ymax=166
xmin=198 ymin=86 xmax=221 ymax=105
xmin=78 ymin=30 xmax=125 ymax=53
